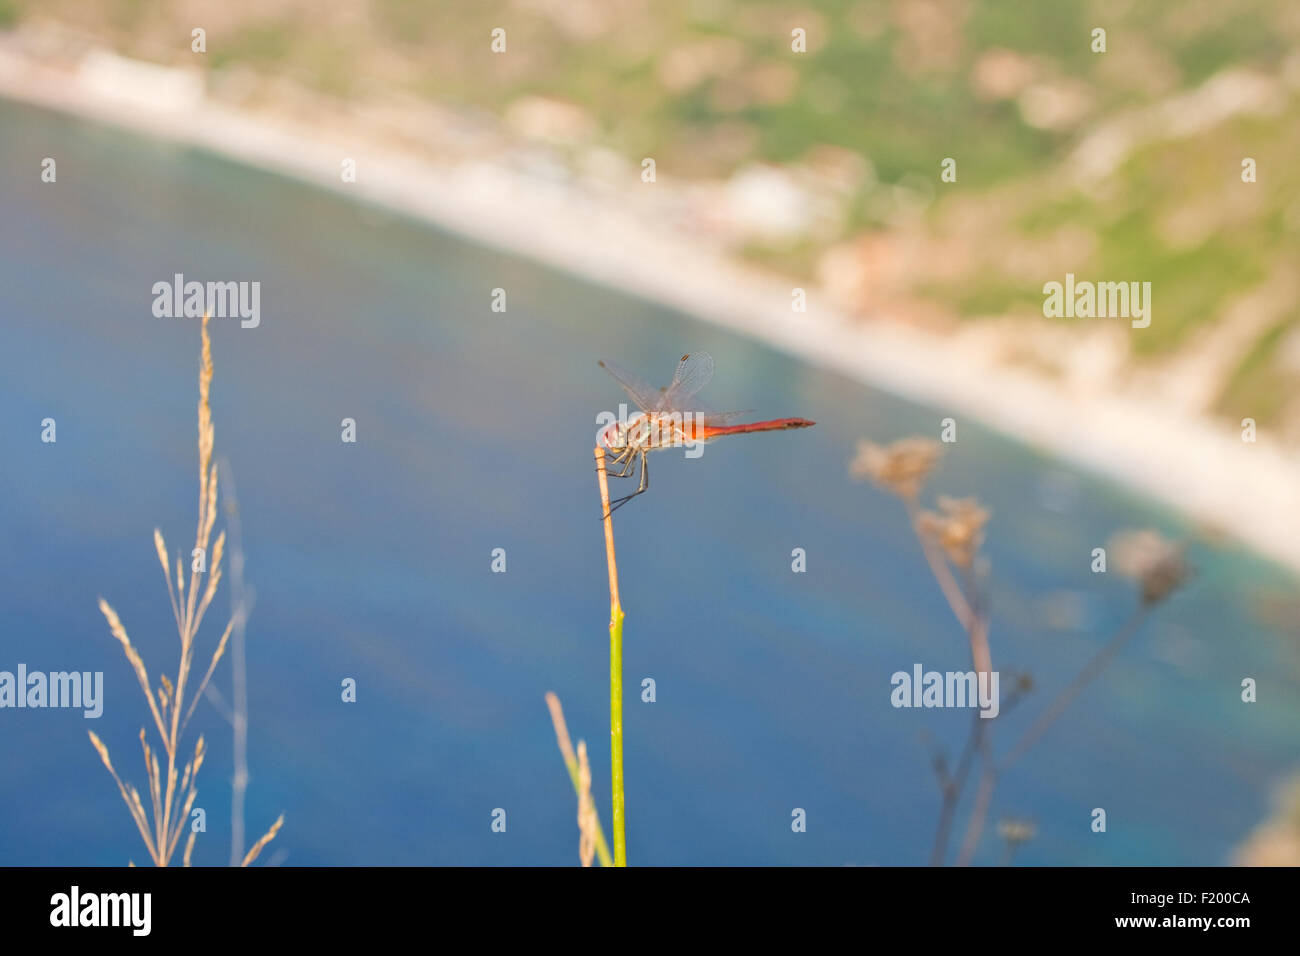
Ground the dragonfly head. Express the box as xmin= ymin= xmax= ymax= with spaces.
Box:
xmin=599 ymin=420 xmax=627 ymax=450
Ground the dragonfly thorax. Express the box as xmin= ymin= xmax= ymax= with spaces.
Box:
xmin=600 ymin=414 xmax=656 ymax=452
xmin=603 ymin=412 xmax=708 ymax=453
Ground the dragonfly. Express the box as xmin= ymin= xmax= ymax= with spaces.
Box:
xmin=597 ymin=351 xmax=815 ymax=514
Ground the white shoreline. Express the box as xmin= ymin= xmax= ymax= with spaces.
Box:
xmin=2 ymin=49 xmax=1297 ymax=575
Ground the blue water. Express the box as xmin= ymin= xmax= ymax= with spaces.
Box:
xmin=1 ymin=98 xmax=1297 ymax=865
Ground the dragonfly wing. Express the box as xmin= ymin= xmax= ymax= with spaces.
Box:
xmin=658 ymin=351 xmax=714 ymax=411
xmin=697 ymin=409 xmax=751 ymax=426
xmin=598 ymin=358 xmax=666 ymax=413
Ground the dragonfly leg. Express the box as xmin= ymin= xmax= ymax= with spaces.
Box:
xmin=605 ymin=451 xmax=649 ymax=516
xmin=608 ymin=447 xmax=638 ymax=478
xmin=597 ymin=446 xmax=637 ymax=478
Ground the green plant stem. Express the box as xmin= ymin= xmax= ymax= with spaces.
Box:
xmin=595 ymin=447 xmax=628 ymax=866
xmin=610 ymin=605 xmax=626 ymax=866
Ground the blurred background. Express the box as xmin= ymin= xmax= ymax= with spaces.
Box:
xmin=0 ymin=1 xmax=1298 ymax=865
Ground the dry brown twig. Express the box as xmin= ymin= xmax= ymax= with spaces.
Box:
xmin=545 ymin=691 xmax=614 ymax=867
xmin=576 ymin=741 xmax=597 ymax=867
xmin=853 ymin=436 xmax=1189 ymax=865
xmin=89 ymin=313 xmax=282 ymax=866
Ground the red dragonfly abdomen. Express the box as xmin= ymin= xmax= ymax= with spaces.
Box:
xmin=698 ymin=417 xmax=816 ymax=440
